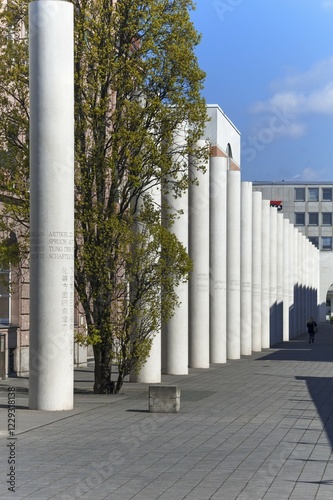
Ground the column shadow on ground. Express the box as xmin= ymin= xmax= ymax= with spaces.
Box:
xmin=256 ymin=338 xmax=333 ymax=483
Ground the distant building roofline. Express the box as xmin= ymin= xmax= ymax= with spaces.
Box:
xmin=252 ymin=181 xmax=333 ymax=185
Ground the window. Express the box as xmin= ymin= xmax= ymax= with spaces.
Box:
xmin=322 ymin=213 xmax=332 ymax=225
xmin=322 ymin=188 xmax=332 ymax=201
xmin=295 ymin=212 xmax=305 ymax=225
xmin=322 ymin=237 xmax=332 ymax=250
xmin=0 ymin=269 xmax=10 ymax=324
xmin=295 ymin=188 xmax=305 ymax=201
xmin=309 ymin=236 xmax=319 ymax=249
xmin=308 ymin=187 xmax=319 ymax=201
xmin=308 ymin=212 xmax=319 ymax=225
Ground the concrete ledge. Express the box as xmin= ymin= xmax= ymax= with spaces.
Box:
xmin=149 ymin=385 xmax=180 ymax=413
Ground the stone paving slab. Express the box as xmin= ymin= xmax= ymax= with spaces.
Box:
xmin=1 ymin=323 xmax=333 ymax=499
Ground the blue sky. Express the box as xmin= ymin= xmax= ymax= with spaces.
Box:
xmin=191 ymin=0 xmax=333 ymax=182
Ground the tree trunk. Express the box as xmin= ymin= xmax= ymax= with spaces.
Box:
xmin=93 ymin=344 xmax=113 ymax=393
xmin=113 ymin=372 xmax=124 ymax=394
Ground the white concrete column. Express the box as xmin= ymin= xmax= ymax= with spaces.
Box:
xmin=299 ymin=233 xmax=305 ymax=330
xmin=210 ymin=156 xmax=227 ymax=363
xmin=293 ymin=228 xmax=299 ymax=337
xmin=307 ymin=243 xmax=312 ymax=320
xmin=240 ymin=182 xmax=252 ymax=356
xmin=227 ymin=169 xmax=241 ymax=360
xmin=301 ymin=237 xmax=305 ymax=327
xmin=308 ymin=244 xmax=314 ymax=319
xmin=29 ymin=0 xmax=74 ymax=410
xmin=276 ymin=213 xmax=283 ymax=343
xmin=261 ymin=200 xmax=270 ymax=349
xmin=283 ymin=218 xmax=290 ymax=341
xmin=269 ymin=207 xmax=277 ymax=346
xmin=132 ymin=183 xmax=162 ymax=383
xmin=304 ymin=239 xmax=310 ymax=322
xmin=288 ymin=223 xmax=295 ymax=339
xmin=131 ymin=184 xmax=162 ymax=383
xmin=162 ymin=126 xmax=188 ymax=375
xmin=313 ymin=245 xmax=319 ymax=319
xmin=135 ymin=333 xmax=161 ymax=383
xmin=315 ymin=246 xmax=320 ymax=320
xmin=252 ymin=191 xmax=262 ymax=352
xmin=189 ymin=141 xmax=210 ymax=368
xmin=297 ymin=232 xmax=303 ymax=335
xmin=311 ymin=245 xmax=317 ymax=319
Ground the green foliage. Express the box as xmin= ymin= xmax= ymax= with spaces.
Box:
xmin=0 ymin=0 xmax=30 ymax=272
xmin=0 ymin=0 xmax=208 ymax=393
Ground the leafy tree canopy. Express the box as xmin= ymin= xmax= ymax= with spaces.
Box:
xmin=0 ymin=0 xmax=209 ymax=392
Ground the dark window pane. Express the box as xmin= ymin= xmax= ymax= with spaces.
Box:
xmin=322 ymin=213 xmax=332 ymax=225
xmin=323 ymin=188 xmax=332 ymax=201
xmin=0 ymin=272 xmax=9 ymax=295
xmin=295 ymin=212 xmax=305 ymax=225
xmin=0 ymin=296 xmax=9 ymax=323
xmin=308 ymin=212 xmax=318 ymax=225
xmin=322 ymin=237 xmax=332 ymax=250
xmin=295 ymin=188 xmax=305 ymax=201
xmin=308 ymin=188 xmax=319 ymax=201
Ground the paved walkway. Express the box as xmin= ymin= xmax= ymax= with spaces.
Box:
xmin=1 ymin=323 xmax=333 ymax=500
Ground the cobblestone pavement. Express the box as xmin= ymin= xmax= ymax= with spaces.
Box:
xmin=1 ymin=324 xmax=333 ymax=499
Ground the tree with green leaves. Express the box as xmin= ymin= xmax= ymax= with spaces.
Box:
xmin=0 ymin=0 xmax=208 ymax=392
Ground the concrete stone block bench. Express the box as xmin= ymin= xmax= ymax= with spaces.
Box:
xmin=149 ymin=385 xmax=180 ymax=413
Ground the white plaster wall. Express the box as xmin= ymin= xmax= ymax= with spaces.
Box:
xmin=205 ymin=105 xmax=241 ymax=164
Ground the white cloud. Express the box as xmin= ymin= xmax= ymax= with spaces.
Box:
xmin=249 ymin=57 xmax=333 ymax=143
xmin=279 ymin=122 xmax=307 ymax=138
xmin=251 ymin=83 xmax=333 ymax=116
xmin=291 ymin=167 xmax=331 ymax=181
xmin=273 ymin=57 xmax=333 ymax=91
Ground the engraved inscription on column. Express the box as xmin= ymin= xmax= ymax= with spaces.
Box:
xmin=48 ymin=231 xmax=74 ymax=260
xmin=196 ymin=272 xmax=209 ymax=292
xmin=214 ymin=280 xmax=226 ymax=291
xmin=61 ymin=266 xmax=74 ymax=333
xmin=30 ymin=231 xmax=45 ymax=260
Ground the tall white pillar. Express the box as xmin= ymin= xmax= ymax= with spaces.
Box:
xmin=162 ymin=126 xmax=189 ymax=375
xmin=252 ymin=191 xmax=262 ymax=352
xmin=307 ymin=240 xmax=313 ymax=321
xmin=189 ymin=141 xmax=210 ymax=368
xmin=288 ymin=223 xmax=295 ymax=339
xmin=304 ymin=240 xmax=310 ymax=322
xmin=283 ymin=218 xmax=290 ymax=341
xmin=276 ymin=213 xmax=283 ymax=343
xmin=227 ymin=169 xmax=241 ymax=360
xmin=313 ymin=245 xmax=319 ymax=319
xmin=132 ymin=184 xmax=161 ymax=383
xmin=269 ymin=207 xmax=277 ymax=346
xmin=311 ymin=245 xmax=316 ymax=319
xmin=261 ymin=200 xmax=270 ymax=349
xmin=134 ymin=333 xmax=161 ymax=383
xmin=293 ymin=228 xmax=299 ymax=337
xmin=241 ymin=182 xmax=252 ymax=356
xmin=210 ymin=156 xmax=227 ymax=363
xmin=315 ymin=246 xmax=320 ymax=319
xmin=29 ymin=0 xmax=74 ymax=410
xmin=297 ymin=232 xmax=303 ymax=334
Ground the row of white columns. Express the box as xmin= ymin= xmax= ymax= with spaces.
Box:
xmin=136 ymin=148 xmax=319 ymax=383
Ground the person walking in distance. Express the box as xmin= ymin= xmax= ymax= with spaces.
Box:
xmin=307 ymin=316 xmax=318 ymax=344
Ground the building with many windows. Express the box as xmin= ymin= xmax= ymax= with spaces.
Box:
xmin=253 ymin=181 xmax=333 ymax=321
